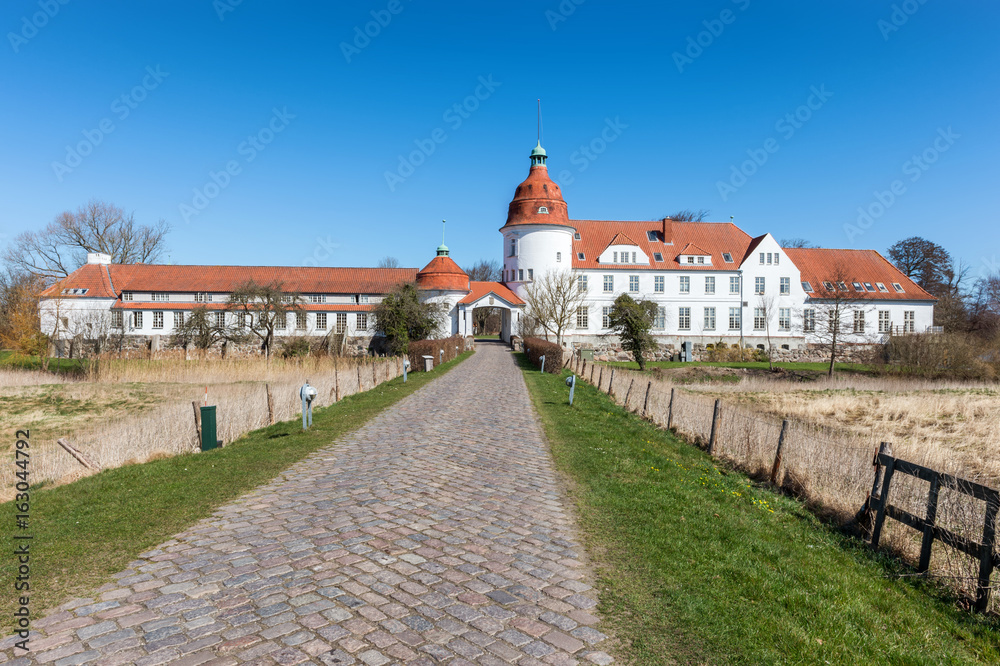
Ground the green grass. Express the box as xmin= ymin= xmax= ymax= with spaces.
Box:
xmin=0 ymin=350 xmax=88 ymax=375
xmin=599 ymin=359 xmax=872 ymax=374
xmin=518 ymin=354 xmax=1000 ymax=664
xmin=0 ymin=351 xmax=472 ymax=634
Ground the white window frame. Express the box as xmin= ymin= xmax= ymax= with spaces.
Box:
xmin=629 ymin=275 xmax=639 ymax=293
xmin=729 ymin=276 xmax=740 ymax=294
xmin=678 ymin=307 xmax=691 ymax=330
xmin=779 ymin=308 xmax=790 ymax=331
xmin=728 ymin=307 xmax=741 ymax=330
xmin=705 ymin=276 xmax=715 ymax=294
xmin=679 ymin=276 xmax=690 ymax=294
xmin=780 ymin=277 xmax=790 ymax=295
xmin=316 ymin=313 xmax=328 ymax=330
xmin=878 ymin=310 xmax=890 ymax=333
xmin=755 ymin=277 xmax=765 ymax=295
xmin=576 ymin=306 xmax=588 ymax=329
xmin=704 ymin=307 xmax=716 ymax=331
xmin=654 ymin=275 xmax=664 ymax=293
xmin=152 ymin=311 xmax=164 ymax=329
xmin=603 ymin=275 xmax=613 ymax=293
xmin=336 ymin=312 xmax=348 ymax=333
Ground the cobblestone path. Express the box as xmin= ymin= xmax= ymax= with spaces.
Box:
xmin=2 ymin=343 xmax=613 ymax=666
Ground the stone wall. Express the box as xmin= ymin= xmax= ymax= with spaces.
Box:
xmin=51 ymin=333 xmax=383 ymax=360
xmin=578 ymin=340 xmax=878 ymax=364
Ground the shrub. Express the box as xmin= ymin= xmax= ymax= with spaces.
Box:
xmin=523 ymin=337 xmax=563 ymax=373
xmin=407 ymin=335 xmax=466 ymax=371
xmin=280 ymin=337 xmax=312 ymax=359
xmin=705 ymin=341 xmax=761 ymax=362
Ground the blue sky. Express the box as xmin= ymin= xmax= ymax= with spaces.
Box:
xmin=1 ymin=1 xmax=997 ymax=277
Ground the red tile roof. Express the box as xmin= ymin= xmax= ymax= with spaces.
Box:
xmin=110 ymin=301 xmax=376 ymax=312
xmin=784 ymin=248 xmax=936 ymax=301
xmin=415 ymin=256 xmax=470 ymax=292
xmin=502 ymin=165 xmax=571 ymax=230
xmin=678 ymin=243 xmax=710 ymax=256
xmin=572 ymin=220 xmax=751 ymax=270
xmin=457 ymin=281 xmax=525 ymax=306
xmin=42 ymin=264 xmax=418 ymax=298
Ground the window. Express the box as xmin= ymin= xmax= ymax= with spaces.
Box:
xmin=754 ymin=307 xmax=766 ymax=330
xmin=837 ymin=281 xmax=848 ymax=291
xmin=336 ymin=313 xmax=348 ymax=333
xmin=766 ymin=253 xmax=773 ymax=265
xmin=132 ymin=311 xmax=143 ymax=328
xmin=802 ymin=281 xmax=813 ymax=293
xmin=556 ymin=251 xmax=562 ymax=263
xmin=239 ymin=313 xmax=252 ymax=329
xmin=654 ymin=275 xmax=665 ymax=293
xmin=576 ymin=306 xmax=588 ymax=329
xmin=629 ymin=275 xmax=639 ymax=293
xmin=823 ymin=281 xmax=835 ymax=291
xmin=152 ymin=312 xmax=164 ymax=329
xmin=518 ymin=269 xmax=524 ymax=282
xmin=602 ymin=306 xmax=612 ymax=329
xmin=755 ymin=277 xmax=765 ymax=295
xmin=358 ymin=295 xmax=370 ymax=304
xmin=687 ymin=256 xmax=695 ymax=264
xmin=173 ymin=312 xmax=184 ymax=328
xmin=509 ymin=238 xmax=517 ymax=257
xmin=309 ymin=294 xmax=326 ymax=304
xmin=577 ymin=275 xmax=588 ymax=293
xmin=704 ymin=307 xmax=716 ymax=330
xmin=780 ymin=277 xmax=790 ymax=295
xmin=577 ymin=252 xmax=585 ymax=261
xmin=878 ymin=310 xmax=890 ymax=333
xmin=654 ymin=307 xmax=666 ymax=329
xmin=779 ymin=308 xmax=790 ymax=331
xmin=215 ymin=312 xmax=226 ymax=328
xmin=892 ymin=282 xmax=905 ymax=293
xmin=574 ymin=232 xmax=581 ymax=240
xmin=122 ymin=291 xmax=133 ymax=302
xmin=316 ymin=313 xmax=328 ymax=330
xmin=697 ymin=256 xmax=705 ymax=264
xmin=722 ymin=252 xmax=733 ymax=263
xmin=730 ymin=276 xmax=740 ymax=294
xmin=195 ymin=292 xmax=212 ymax=303
xmin=903 ymin=311 xmax=915 ymax=333
xmin=282 ymin=295 xmax=293 ymax=303
xmin=295 ymin=312 xmax=306 ymax=329
xmin=774 ymin=254 xmax=779 ymax=266
xmin=527 ymin=268 xmax=534 ymax=281
xmin=679 ymin=276 xmax=690 ymax=294
xmin=852 ymin=282 xmax=864 ymax=292
xmin=152 ymin=293 xmax=169 ymax=302
xmin=854 ymin=310 xmax=865 ymax=333
xmin=678 ymin=307 xmax=691 ymax=330
xmin=603 ymin=275 xmax=613 ymax=293
xmin=646 ymin=230 xmax=659 ymax=242
xmin=632 ymin=252 xmax=637 ymax=263
xmin=864 ymin=282 xmax=875 ymax=292
xmin=803 ymin=309 xmax=815 ymax=332
xmin=613 ymin=252 xmax=617 ymax=263
xmin=275 ymin=313 xmax=286 ymax=330
xmin=356 ymin=313 xmax=368 ymax=331
xmin=876 ymin=282 xmax=888 ymax=293
xmin=653 ymin=252 xmax=664 ymax=262
xmin=705 ymin=276 xmax=715 ymax=294
xmin=759 ymin=252 xmax=765 ymax=265
xmin=538 ymin=206 xmax=548 ymax=214
xmin=111 ymin=311 xmax=123 ymax=328
xmin=728 ymin=307 xmax=741 ymax=330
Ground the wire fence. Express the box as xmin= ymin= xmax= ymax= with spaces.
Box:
xmin=570 ymin=355 xmax=1000 ymax=611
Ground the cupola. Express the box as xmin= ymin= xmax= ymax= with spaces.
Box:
xmin=501 ymin=141 xmax=570 ymax=230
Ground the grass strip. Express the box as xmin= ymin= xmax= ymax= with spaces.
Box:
xmin=518 ymin=354 xmax=1000 ymax=665
xmin=0 ymin=351 xmax=471 ymax=634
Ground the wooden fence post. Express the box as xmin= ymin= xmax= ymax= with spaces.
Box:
xmin=581 ymin=359 xmax=587 ymax=379
xmin=708 ymin=399 xmax=722 ymax=455
xmin=357 ymin=365 xmax=363 ymax=393
xmin=266 ymin=384 xmax=275 ymax=425
xmin=642 ymin=381 xmax=652 ymax=418
xmin=191 ymin=401 xmax=202 ymax=449
xmin=976 ymin=492 xmax=1000 ymax=612
xmin=608 ymin=369 xmax=616 ymax=398
xmin=870 ymin=455 xmax=898 ymax=551
xmin=597 ymin=367 xmax=603 ymax=391
xmin=590 ymin=362 xmax=596 ymax=384
xmin=623 ymin=379 xmax=634 ymax=411
xmin=334 ymin=368 xmax=341 ymax=402
xmin=372 ymin=360 xmax=378 ymax=386
xmin=769 ymin=420 xmax=789 ymax=486
xmin=857 ymin=442 xmax=892 ymax=533
xmin=666 ymin=388 xmax=676 ymax=430
xmin=56 ymin=438 xmax=101 ymax=470
xmin=918 ymin=472 xmax=942 ymax=573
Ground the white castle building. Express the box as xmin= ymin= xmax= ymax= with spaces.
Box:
xmin=39 ymin=139 xmax=935 ymax=355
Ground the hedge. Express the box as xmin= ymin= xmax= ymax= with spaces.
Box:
xmin=407 ymin=335 xmax=468 ymax=371
xmin=523 ymin=337 xmax=563 ymax=373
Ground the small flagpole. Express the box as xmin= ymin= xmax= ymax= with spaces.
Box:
xmin=537 ymin=99 xmax=542 ymax=144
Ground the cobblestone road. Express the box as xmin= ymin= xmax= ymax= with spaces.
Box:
xmin=2 ymin=343 xmax=613 ymax=665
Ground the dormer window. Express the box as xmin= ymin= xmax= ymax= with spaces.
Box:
xmin=802 ymin=281 xmax=813 ymax=293
xmin=646 ymin=230 xmax=659 ymax=242
xmin=863 ymin=282 xmax=875 ymax=292
xmin=687 ymin=257 xmax=694 ymax=264
xmin=653 ymin=252 xmax=664 ymax=262
xmin=852 ymin=282 xmax=864 ymax=292
xmin=892 ymin=282 xmax=904 ymax=293
xmin=837 ymin=282 xmax=848 ymax=291
xmin=151 ymin=292 xmax=169 ymax=302
xmin=122 ymin=292 xmax=133 ymax=301
xmin=722 ymin=253 xmax=733 ymax=263
xmin=697 ymin=256 xmax=705 ymax=264
xmin=308 ymin=294 xmax=326 ymax=304
xmin=538 ymin=206 xmax=549 ymax=214
xmin=876 ymin=282 xmax=889 ymax=293
xmin=822 ymin=281 xmax=835 ymax=291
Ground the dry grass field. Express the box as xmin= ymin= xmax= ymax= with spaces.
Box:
xmin=0 ymin=356 xmax=403 ymax=501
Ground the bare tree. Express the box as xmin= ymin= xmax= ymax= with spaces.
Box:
xmin=662 ymin=209 xmax=710 ymax=222
xmin=463 ymin=259 xmax=501 ymax=282
xmin=0 ymin=269 xmax=46 ymax=355
xmin=804 ymin=264 xmax=875 ymax=377
xmin=780 ymin=238 xmax=819 ymax=248
xmin=756 ymin=293 xmax=777 ymax=371
xmin=226 ymin=281 xmax=303 ymax=358
xmin=887 ymin=237 xmax=952 ymax=293
xmin=522 ymin=270 xmax=587 ymax=346
xmin=3 ymin=200 xmax=170 ymax=281
xmin=376 ymin=256 xmax=401 ymax=269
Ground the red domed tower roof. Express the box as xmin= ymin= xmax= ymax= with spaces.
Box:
xmin=501 ymin=142 xmax=570 ymax=230
xmin=416 ymin=242 xmax=470 ymax=292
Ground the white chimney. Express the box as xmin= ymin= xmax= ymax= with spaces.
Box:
xmin=87 ymin=252 xmax=112 ymax=265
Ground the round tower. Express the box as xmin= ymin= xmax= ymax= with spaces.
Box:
xmin=500 ymin=141 xmax=575 ymax=300
xmin=416 ymin=229 xmax=470 ymax=337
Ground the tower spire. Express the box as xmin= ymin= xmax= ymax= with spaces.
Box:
xmin=530 ymin=101 xmax=547 ymax=168
xmin=436 ymin=219 xmax=449 ymax=256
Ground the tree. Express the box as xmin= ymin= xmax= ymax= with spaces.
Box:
xmin=226 ymin=281 xmax=302 ymax=358
xmin=522 ymin=270 xmax=587 ymax=345
xmin=805 ymin=264 xmax=874 ymax=377
xmin=662 ymin=209 xmax=710 ymax=222
xmin=607 ymin=293 xmax=658 ymax=371
xmin=173 ymin=306 xmax=228 ymax=352
xmin=756 ymin=293 xmax=777 ymax=371
xmin=3 ymin=200 xmax=170 ymax=281
xmin=780 ymin=238 xmax=819 ymax=248
xmin=376 ymin=256 xmax=401 ymax=269
xmin=372 ymin=283 xmax=443 ymax=355
xmin=0 ymin=269 xmax=46 ymax=355
xmin=887 ymin=237 xmax=952 ymax=294
xmin=462 ymin=259 xmax=501 ymax=281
